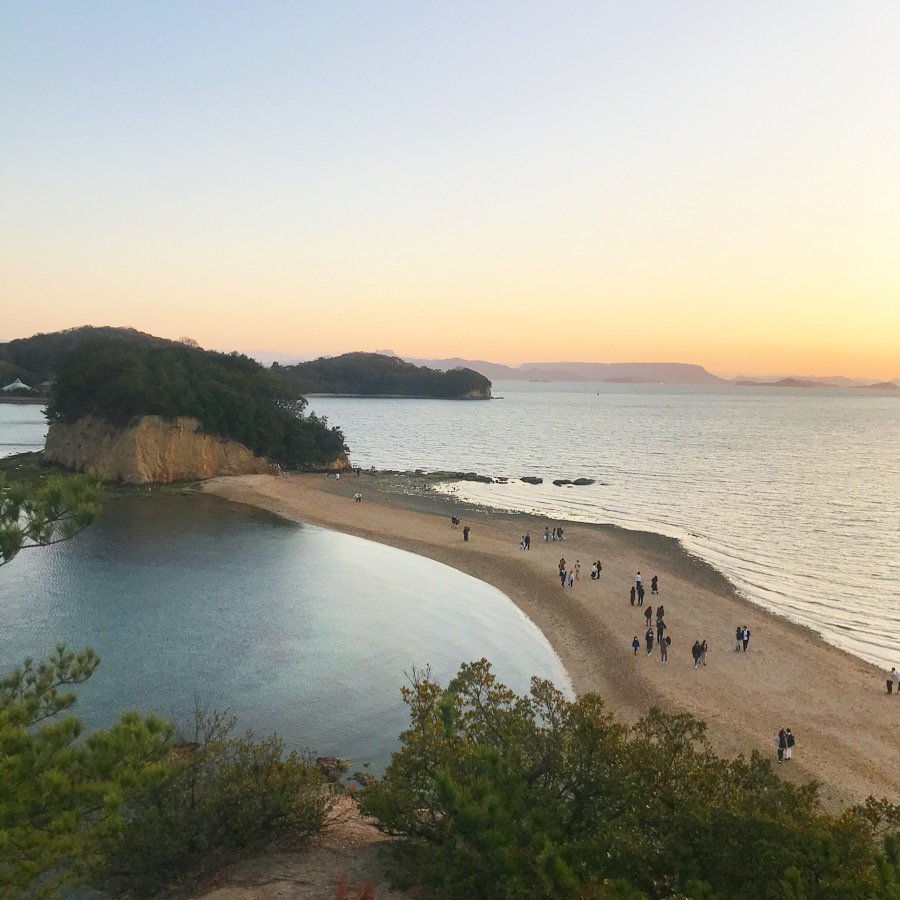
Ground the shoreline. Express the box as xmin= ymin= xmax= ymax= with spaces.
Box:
xmin=206 ymin=472 xmax=898 ymax=807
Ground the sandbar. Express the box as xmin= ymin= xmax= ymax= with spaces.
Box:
xmin=205 ymin=472 xmax=899 ymax=807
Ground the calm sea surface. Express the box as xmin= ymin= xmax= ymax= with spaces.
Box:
xmin=309 ymin=383 xmax=900 ymax=669
xmin=0 ymin=402 xmax=46 ymax=456
xmin=0 ymin=493 xmax=571 ymax=770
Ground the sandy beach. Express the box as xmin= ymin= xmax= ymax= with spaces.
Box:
xmin=205 ymin=472 xmax=899 ymax=808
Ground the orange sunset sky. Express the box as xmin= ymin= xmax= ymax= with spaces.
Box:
xmin=2 ymin=3 xmax=898 ymax=378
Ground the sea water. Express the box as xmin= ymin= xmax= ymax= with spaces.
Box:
xmin=0 ymin=494 xmax=571 ymax=769
xmin=309 ymin=382 xmax=900 ymax=669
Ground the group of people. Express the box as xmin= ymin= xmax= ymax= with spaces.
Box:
xmin=691 ymin=639 xmax=709 ymax=668
xmin=520 ymin=533 xmax=532 ymax=549
xmin=733 ymin=626 xmax=752 ymax=652
xmin=558 ymin=557 xmax=580 ymax=587
xmin=450 ymin=517 xmax=471 ymax=541
xmin=773 ymin=728 xmax=796 ymax=763
xmin=629 ymin=572 xmax=659 ymax=606
xmin=544 ymin=526 xmax=565 ymax=541
xmin=632 ymin=602 xmax=672 ymax=661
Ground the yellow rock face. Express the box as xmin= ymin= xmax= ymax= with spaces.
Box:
xmin=43 ymin=415 xmax=276 ymax=483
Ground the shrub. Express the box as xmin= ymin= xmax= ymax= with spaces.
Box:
xmin=100 ymin=708 xmax=337 ymax=895
xmin=363 ymin=660 xmax=900 ymax=900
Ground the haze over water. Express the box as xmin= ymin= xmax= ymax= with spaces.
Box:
xmin=310 ymin=383 xmax=900 ymax=670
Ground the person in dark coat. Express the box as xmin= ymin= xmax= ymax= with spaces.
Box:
xmin=645 ymin=628 xmax=654 ymax=655
xmin=629 ymin=585 xmax=636 ymax=606
xmin=775 ymin=728 xmax=787 ymax=763
xmin=651 ymin=575 xmax=659 ymax=594
xmin=691 ymin=640 xmax=702 ymax=669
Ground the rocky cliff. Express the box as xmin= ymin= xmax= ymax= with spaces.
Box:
xmin=44 ymin=416 xmax=276 ymax=483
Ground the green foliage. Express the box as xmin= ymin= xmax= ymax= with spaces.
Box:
xmin=0 ymin=645 xmax=174 ymax=900
xmin=0 ymin=471 xmax=104 ymax=566
xmin=274 ymin=352 xmax=492 ymax=398
xmin=0 ymin=325 xmax=169 ymax=388
xmin=1 ymin=651 xmax=337 ymax=899
xmin=363 ymin=660 xmax=900 ymax=900
xmin=44 ymin=333 xmax=346 ymax=467
xmin=99 ymin=707 xmax=337 ymax=896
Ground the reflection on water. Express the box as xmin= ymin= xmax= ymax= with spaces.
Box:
xmin=0 ymin=495 xmax=570 ymax=771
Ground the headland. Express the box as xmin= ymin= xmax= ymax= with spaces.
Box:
xmin=205 ymin=472 xmax=900 ymax=809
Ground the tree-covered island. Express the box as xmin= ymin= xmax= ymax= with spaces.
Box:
xmin=272 ymin=352 xmax=492 ymax=399
xmin=2 ymin=327 xmax=346 ymax=470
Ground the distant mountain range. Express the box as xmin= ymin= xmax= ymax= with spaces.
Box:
xmin=243 ymin=349 xmax=900 ymax=389
xmin=374 ymin=353 xmax=900 ymax=388
xmin=378 ymin=353 xmax=727 ymax=385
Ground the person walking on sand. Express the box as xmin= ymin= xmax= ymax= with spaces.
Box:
xmin=559 ymin=557 xmax=566 ymax=573
xmin=734 ymin=626 xmax=742 ymax=652
xmin=574 ymin=560 xmax=581 ymax=580
xmin=644 ymin=606 xmax=653 ymax=628
xmin=660 ymin=636 xmax=668 ymax=663
xmin=560 ymin=568 xmax=567 ymax=588
xmin=525 ymin=533 xmax=531 ymax=550
xmin=632 ymin=636 xmax=640 ymax=655
xmin=552 ymin=527 xmax=557 ymax=541
xmin=645 ymin=628 xmax=654 ymax=655
xmin=656 ymin=605 xmax=664 ymax=622
xmin=741 ymin=626 xmax=751 ymax=652
xmin=785 ymin=728 xmax=795 ymax=760
xmin=636 ymin=571 xmax=642 ymax=591
xmin=463 ymin=525 xmax=470 ymax=542
xmin=700 ymin=640 xmax=708 ymax=666
xmin=557 ymin=527 xmax=564 ymax=541
xmin=656 ymin=618 xmax=666 ymax=644
xmin=637 ymin=583 xmax=645 ymax=606
xmin=567 ymin=569 xmax=575 ymax=588
xmin=630 ymin=586 xmax=636 ymax=606
xmin=544 ymin=527 xmax=550 ymax=542
xmin=887 ymin=667 xmax=899 ymax=694
xmin=651 ymin=575 xmax=658 ymax=594
xmin=692 ymin=640 xmax=702 ymax=669
xmin=775 ymin=728 xmax=787 ymax=763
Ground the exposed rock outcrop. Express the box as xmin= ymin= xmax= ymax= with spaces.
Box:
xmin=43 ymin=415 xmax=276 ymax=483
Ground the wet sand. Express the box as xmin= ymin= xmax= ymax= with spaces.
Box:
xmin=205 ymin=472 xmax=899 ymax=807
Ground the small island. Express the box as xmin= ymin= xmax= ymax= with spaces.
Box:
xmin=2 ymin=326 xmax=348 ymax=482
xmin=272 ymin=351 xmax=492 ymax=399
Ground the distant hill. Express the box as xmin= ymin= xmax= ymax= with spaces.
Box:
xmin=393 ymin=354 xmax=724 ymax=385
xmin=733 ymin=377 xmax=828 ymax=388
xmin=867 ymin=381 xmax=900 ymax=391
xmin=273 ymin=352 xmax=492 ymax=399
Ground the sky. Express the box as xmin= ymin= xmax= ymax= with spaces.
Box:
xmin=2 ymin=2 xmax=899 ymax=377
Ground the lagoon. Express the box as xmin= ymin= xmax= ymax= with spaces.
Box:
xmin=0 ymin=494 xmax=571 ymax=772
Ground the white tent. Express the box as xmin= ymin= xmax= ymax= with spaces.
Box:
xmin=2 ymin=378 xmax=37 ymax=392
